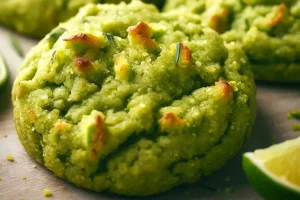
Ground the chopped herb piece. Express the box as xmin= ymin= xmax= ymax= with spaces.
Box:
xmin=10 ymin=35 xmax=24 ymax=58
xmin=6 ymin=155 xmax=14 ymax=162
xmin=3 ymin=133 xmax=7 ymax=138
xmin=292 ymin=124 xmax=300 ymax=132
xmin=51 ymin=50 xmax=56 ymax=65
xmin=104 ymin=33 xmax=117 ymax=48
xmin=47 ymin=28 xmax=66 ymax=41
xmin=0 ymin=52 xmax=9 ymax=88
xmin=287 ymin=110 xmax=300 ymax=120
xmin=43 ymin=189 xmax=52 ymax=197
xmin=22 ymin=176 xmax=26 ymax=180
xmin=174 ymin=42 xmax=181 ymax=65
xmin=33 ymin=165 xmax=37 ymax=169
xmin=0 ymin=177 xmax=2 ymax=181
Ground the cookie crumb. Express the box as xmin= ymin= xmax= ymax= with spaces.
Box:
xmin=292 ymin=124 xmax=300 ymax=132
xmin=22 ymin=176 xmax=26 ymax=180
xmin=43 ymin=189 xmax=52 ymax=197
xmin=6 ymin=155 xmax=14 ymax=162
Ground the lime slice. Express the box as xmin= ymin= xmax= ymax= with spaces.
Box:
xmin=243 ymin=137 xmax=300 ymax=200
xmin=0 ymin=52 xmax=8 ymax=88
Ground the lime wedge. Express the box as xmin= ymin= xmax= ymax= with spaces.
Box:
xmin=243 ymin=137 xmax=300 ymax=200
xmin=0 ymin=52 xmax=8 ymax=88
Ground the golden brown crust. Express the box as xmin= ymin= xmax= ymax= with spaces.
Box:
xmin=127 ymin=21 xmax=158 ymax=52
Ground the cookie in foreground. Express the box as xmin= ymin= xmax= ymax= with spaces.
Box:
xmin=12 ymin=1 xmax=256 ymax=196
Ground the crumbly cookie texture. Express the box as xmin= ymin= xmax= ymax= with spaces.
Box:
xmin=13 ymin=1 xmax=255 ymax=196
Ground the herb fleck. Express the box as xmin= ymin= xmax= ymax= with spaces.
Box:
xmin=174 ymin=42 xmax=181 ymax=65
xmin=104 ymin=33 xmax=117 ymax=48
xmin=3 ymin=133 xmax=7 ymax=138
xmin=33 ymin=165 xmax=37 ymax=169
xmin=47 ymin=28 xmax=66 ymax=41
xmin=22 ymin=176 xmax=26 ymax=180
xmin=0 ymin=177 xmax=2 ymax=181
xmin=10 ymin=35 xmax=24 ymax=58
xmin=51 ymin=50 xmax=57 ymax=65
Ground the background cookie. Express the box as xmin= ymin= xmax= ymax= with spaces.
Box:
xmin=0 ymin=0 xmax=165 ymax=38
xmin=164 ymin=0 xmax=300 ymax=82
xmin=12 ymin=1 xmax=256 ymax=196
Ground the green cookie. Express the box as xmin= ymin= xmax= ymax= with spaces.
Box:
xmin=12 ymin=1 xmax=255 ymax=196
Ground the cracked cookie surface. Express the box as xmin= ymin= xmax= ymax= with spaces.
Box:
xmin=12 ymin=1 xmax=256 ymax=196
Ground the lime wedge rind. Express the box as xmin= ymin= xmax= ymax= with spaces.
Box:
xmin=244 ymin=153 xmax=300 ymax=193
xmin=0 ymin=52 xmax=8 ymax=88
xmin=243 ymin=140 xmax=300 ymax=200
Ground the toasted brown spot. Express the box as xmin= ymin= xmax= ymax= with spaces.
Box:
xmin=73 ymin=57 xmax=93 ymax=72
xmin=159 ymin=112 xmax=184 ymax=127
xmin=28 ymin=109 xmax=36 ymax=123
xmin=91 ymin=115 xmax=108 ymax=158
xmin=209 ymin=8 xmax=229 ymax=33
xmin=54 ymin=121 xmax=72 ymax=134
xmin=114 ymin=54 xmax=131 ymax=81
xmin=216 ymin=79 xmax=233 ymax=99
xmin=127 ymin=21 xmax=158 ymax=52
xmin=179 ymin=43 xmax=192 ymax=67
xmin=269 ymin=4 xmax=287 ymax=27
xmin=63 ymin=33 xmax=101 ymax=48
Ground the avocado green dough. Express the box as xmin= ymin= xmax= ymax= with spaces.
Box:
xmin=164 ymin=0 xmax=300 ymax=82
xmin=12 ymin=1 xmax=256 ymax=196
xmin=0 ymin=0 xmax=165 ymax=38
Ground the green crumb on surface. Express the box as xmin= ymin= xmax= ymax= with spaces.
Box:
xmin=43 ymin=189 xmax=52 ymax=197
xmin=225 ymin=187 xmax=234 ymax=194
xmin=287 ymin=110 xmax=300 ymax=120
xmin=33 ymin=165 xmax=37 ymax=169
xmin=22 ymin=176 xmax=26 ymax=180
xmin=225 ymin=177 xmax=231 ymax=183
xmin=292 ymin=124 xmax=300 ymax=132
xmin=0 ymin=177 xmax=2 ymax=181
xmin=6 ymin=155 xmax=14 ymax=162
xmin=3 ymin=133 xmax=7 ymax=138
